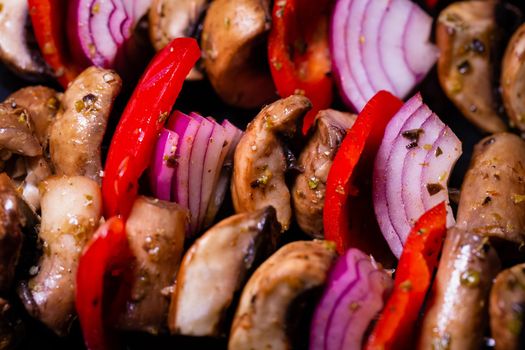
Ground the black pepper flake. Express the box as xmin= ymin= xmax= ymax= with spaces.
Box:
xmin=83 ymin=93 xmax=97 ymax=104
xmin=470 ymin=38 xmax=485 ymax=54
xmin=435 ymin=147 xmax=443 ymax=157
xmin=482 ymin=196 xmax=492 ymax=205
xmin=426 ymin=183 xmax=444 ymax=196
xmin=457 ymin=60 xmax=471 ymax=74
xmin=402 ymin=128 xmax=424 ymax=142
xmin=406 ymin=142 xmax=418 ymax=149
xmin=165 ymin=156 xmax=177 ymax=168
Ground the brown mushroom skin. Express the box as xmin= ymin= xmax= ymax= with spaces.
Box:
xmin=49 ymin=67 xmax=122 ymax=183
xmin=6 ymin=86 xmax=60 ymax=149
xmin=202 ymin=0 xmax=277 ymax=108
xmin=292 ymin=110 xmax=356 ymax=238
xmin=19 ymin=176 xmax=101 ymax=335
xmin=116 ymin=196 xmax=188 ymax=334
xmin=502 ymin=23 xmax=525 ymax=131
xmin=0 ymin=173 xmax=23 ymax=293
xmin=231 ymin=95 xmax=312 ymax=231
xmin=228 ymin=240 xmax=336 ymax=350
xmin=455 ymin=133 xmax=525 ymax=245
xmin=436 ymin=0 xmax=506 ymax=133
xmin=0 ymin=103 xmax=41 ymax=157
xmin=490 ymin=263 xmax=525 ymax=350
xmin=418 ymin=228 xmax=501 ymax=350
xmin=169 ymin=207 xmax=280 ymax=337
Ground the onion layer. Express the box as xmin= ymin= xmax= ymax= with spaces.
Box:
xmin=373 ymin=93 xmax=461 ymax=258
xmin=149 ymin=128 xmax=178 ymax=201
xmin=330 ymin=0 xmax=438 ymax=111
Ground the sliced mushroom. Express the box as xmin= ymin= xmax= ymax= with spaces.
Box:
xmin=0 ymin=298 xmax=24 ymax=350
xmin=456 ymin=133 xmax=525 ymax=245
xmin=0 ymin=103 xmax=41 ymax=157
xmin=5 ymin=86 xmax=60 ymax=149
xmin=418 ymin=228 xmax=501 ymax=350
xmin=436 ymin=0 xmax=506 ymax=133
xmin=49 ymin=67 xmax=122 ymax=183
xmin=116 ymin=196 xmax=188 ymax=334
xmin=490 ymin=263 xmax=525 ymax=350
xmin=169 ymin=207 xmax=280 ymax=337
xmin=292 ymin=109 xmax=356 ymax=238
xmin=228 ymin=240 xmax=337 ymax=350
xmin=231 ymin=95 xmax=312 ymax=231
xmin=0 ymin=0 xmax=48 ymax=79
xmin=18 ymin=176 xmax=101 ymax=335
xmin=0 ymin=173 xmax=23 ymax=293
xmin=201 ymin=0 xmax=276 ymax=108
xmin=502 ymin=23 xmax=525 ymax=131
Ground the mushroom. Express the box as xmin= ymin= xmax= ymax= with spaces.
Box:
xmin=169 ymin=207 xmax=280 ymax=337
xmin=14 ymin=156 xmax=52 ymax=212
xmin=502 ymin=23 xmax=525 ymax=131
xmin=228 ymin=240 xmax=336 ymax=350
xmin=18 ymin=176 xmax=102 ymax=335
xmin=5 ymin=86 xmax=60 ymax=149
xmin=490 ymin=263 xmax=525 ymax=350
xmin=201 ymin=0 xmax=277 ymax=108
xmin=0 ymin=0 xmax=49 ymax=79
xmin=292 ymin=109 xmax=356 ymax=238
xmin=0 ymin=298 xmax=24 ymax=350
xmin=116 ymin=196 xmax=188 ymax=334
xmin=436 ymin=0 xmax=506 ymax=133
xmin=231 ymin=95 xmax=312 ymax=231
xmin=49 ymin=67 xmax=122 ymax=183
xmin=0 ymin=103 xmax=41 ymax=157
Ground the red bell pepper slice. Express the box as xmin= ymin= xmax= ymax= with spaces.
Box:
xmin=28 ymin=0 xmax=81 ymax=88
xmin=323 ymin=91 xmax=403 ymax=263
xmin=76 ymin=217 xmax=134 ymax=350
xmin=102 ymin=37 xmax=200 ymax=219
xmin=268 ymin=0 xmax=333 ymax=134
xmin=365 ymin=202 xmax=447 ymax=350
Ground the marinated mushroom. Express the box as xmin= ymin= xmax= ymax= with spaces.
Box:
xmin=231 ymin=95 xmax=312 ymax=231
xmin=455 ymin=133 xmax=525 ymax=245
xmin=228 ymin=240 xmax=337 ymax=350
xmin=49 ymin=67 xmax=122 ymax=183
xmin=436 ymin=0 xmax=506 ymax=133
xmin=13 ymin=156 xmax=52 ymax=212
xmin=0 ymin=0 xmax=48 ymax=79
xmin=0 ymin=103 xmax=41 ymax=157
xmin=169 ymin=207 xmax=280 ymax=337
xmin=418 ymin=228 xmax=501 ymax=350
xmin=18 ymin=176 xmax=101 ymax=335
xmin=5 ymin=86 xmax=60 ymax=149
xmin=117 ymin=196 xmax=188 ymax=334
xmin=292 ymin=109 xmax=356 ymax=238
xmin=490 ymin=263 xmax=525 ymax=350
xmin=201 ymin=0 xmax=277 ymax=108
xmin=502 ymin=23 xmax=525 ymax=131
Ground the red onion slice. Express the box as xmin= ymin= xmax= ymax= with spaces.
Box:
xmin=330 ymin=0 xmax=437 ymax=112
xmin=149 ymin=128 xmax=178 ymax=201
xmin=310 ymin=248 xmax=393 ymax=350
xmin=373 ymin=93 xmax=462 ymax=258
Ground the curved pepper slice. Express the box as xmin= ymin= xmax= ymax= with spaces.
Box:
xmin=268 ymin=0 xmax=333 ymax=134
xmin=323 ymin=91 xmax=403 ymax=264
xmin=102 ymin=37 xmax=200 ymax=219
xmin=28 ymin=0 xmax=81 ymax=88
xmin=76 ymin=217 xmax=134 ymax=350
xmin=365 ymin=202 xmax=447 ymax=350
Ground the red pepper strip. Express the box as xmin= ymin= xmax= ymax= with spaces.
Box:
xmin=268 ymin=0 xmax=333 ymax=134
xmin=76 ymin=217 xmax=134 ymax=350
xmin=28 ymin=0 xmax=81 ymax=88
xmin=323 ymin=91 xmax=403 ymax=263
xmin=365 ymin=202 xmax=447 ymax=350
xmin=102 ymin=38 xmax=200 ymax=219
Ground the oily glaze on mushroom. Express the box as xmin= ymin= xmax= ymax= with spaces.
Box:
xmin=117 ymin=196 xmax=188 ymax=334
xmin=49 ymin=67 xmax=122 ymax=183
xmin=228 ymin=240 xmax=337 ymax=350
xmin=0 ymin=103 xmax=41 ymax=157
xmin=292 ymin=109 xmax=356 ymax=238
xmin=169 ymin=207 xmax=280 ymax=337
xmin=502 ymin=23 xmax=525 ymax=131
xmin=231 ymin=95 xmax=312 ymax=231
xmin=18 ymin=176 xmax=101 ymax=335
xmin=201 ymin=0 xmax=276 ymax=108
xmin=436 ymin=0 xmax=506 ymax=133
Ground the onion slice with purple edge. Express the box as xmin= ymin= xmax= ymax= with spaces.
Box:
xmin=67 ymin=0 xmax=151 ymax=69
xmin=330 ymin=0 xmax=438 ymax=112
xmin=149 ymin=128 xmax=178 ymax=201
xmin=373 ymin=93 xmax=461 ymax=258
xmin=310 ymin=248 xmax=393 ymax=350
